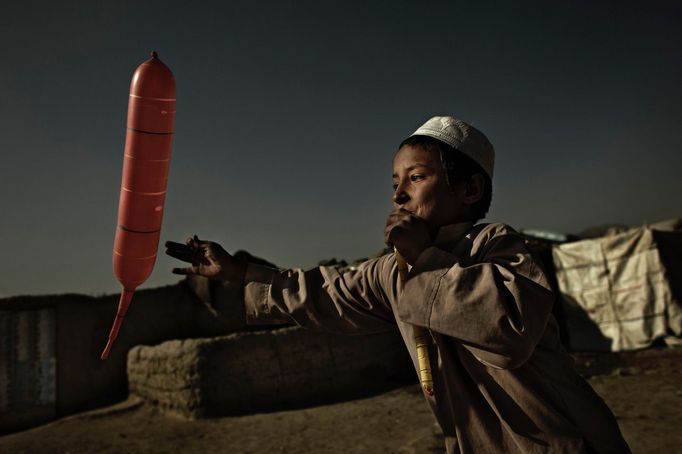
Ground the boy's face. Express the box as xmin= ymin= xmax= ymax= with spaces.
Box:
xmin=392 ymin=144 xmax=470 ymax=229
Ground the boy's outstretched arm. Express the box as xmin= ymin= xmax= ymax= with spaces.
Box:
xmin=165 ymin=235 xmax=398 ymax=335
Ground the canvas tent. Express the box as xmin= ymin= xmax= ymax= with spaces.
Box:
xmin=552 ymin=222 xmax=682 ymax=351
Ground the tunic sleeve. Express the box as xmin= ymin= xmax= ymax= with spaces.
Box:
xmin=397 ymin=224 xmax=554 ymax=369
xmin=243 ymin=254 xmax=399 ymax=335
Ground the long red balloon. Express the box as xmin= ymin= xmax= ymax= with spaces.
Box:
xmin=101 ymin=51 xmax=176 ymax=360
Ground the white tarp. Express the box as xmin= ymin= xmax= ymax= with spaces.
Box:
xmin=553 ymin=227 xmax=682 ymax=351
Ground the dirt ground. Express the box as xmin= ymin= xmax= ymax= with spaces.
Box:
xmin=1 ymin=347 xmax=681 ymax=454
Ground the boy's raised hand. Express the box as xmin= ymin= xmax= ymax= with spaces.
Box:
xmin=384 ymin=208 xmax=434 ymax=265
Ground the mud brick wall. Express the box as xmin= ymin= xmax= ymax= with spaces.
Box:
xmin=128 ymin=326 xmax=414 ymax=418
xmin=0 ymin=278 xmax=244 ymax=434
xmin=0 ymin=309 xmax=56 ymax=433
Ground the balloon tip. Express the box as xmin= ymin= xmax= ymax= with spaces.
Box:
xmin=101 ymin=341 xmax=113 ymax=360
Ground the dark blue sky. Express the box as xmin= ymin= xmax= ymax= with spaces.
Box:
xmin=1 ymin=0 xmax=680 ymax=297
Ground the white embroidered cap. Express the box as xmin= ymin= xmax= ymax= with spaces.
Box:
xmin=408 ymin=116 xmax=495 ymax=179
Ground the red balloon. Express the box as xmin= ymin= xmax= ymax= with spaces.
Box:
xmin=101 ymin=51 xmax=176 ymax=360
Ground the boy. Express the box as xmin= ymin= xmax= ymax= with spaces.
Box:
xmin=166 ymin=116 xmax=630 ymax=453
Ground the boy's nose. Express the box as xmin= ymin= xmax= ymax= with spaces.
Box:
xmin=393 ymin=191 xmax=409 ymax=205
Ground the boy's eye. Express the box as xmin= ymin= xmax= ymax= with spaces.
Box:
xmin=410 ymin=174 xmax=424 ymax=182
xmin=392 ymin=184 xmax=398 ymax=190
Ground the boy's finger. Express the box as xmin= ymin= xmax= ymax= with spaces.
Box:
xmin=165 ymin=248 xmax=194 ymax=263
xmin=172 ymin=266 xmax=198 ymax=275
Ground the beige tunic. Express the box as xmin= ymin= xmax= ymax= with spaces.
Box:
xmin=243 ymin=222 xmax=630 ymax=453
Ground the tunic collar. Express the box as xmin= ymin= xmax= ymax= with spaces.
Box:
xmin=433 ymin=221 xmax=475 ymax=249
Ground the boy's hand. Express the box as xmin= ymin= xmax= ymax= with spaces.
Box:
xmin=384 ymin=208 xmax=433 ymax=265
xmin=165 ymin=235 xmax=245 ymax=283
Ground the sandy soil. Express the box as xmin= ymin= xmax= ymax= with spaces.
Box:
xmin=1 ymin=347 xmax=681 ymax=453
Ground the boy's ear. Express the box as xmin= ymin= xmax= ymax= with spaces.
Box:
xmin=463 ymin=174 xmax=485 ymax=204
